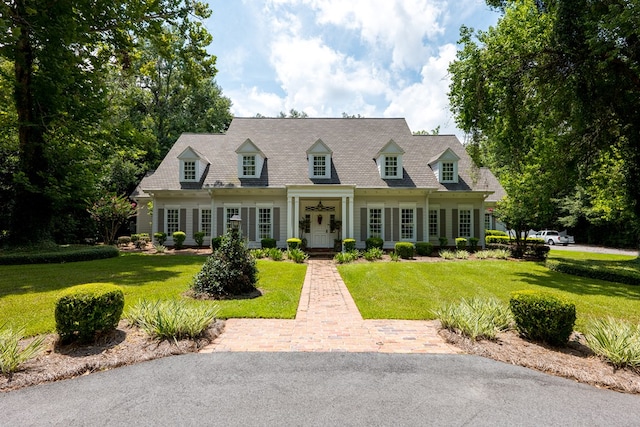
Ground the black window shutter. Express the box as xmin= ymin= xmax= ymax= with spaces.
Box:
xmin=179 ymin=209 xmax=187 ymax=232
xmin=416 ymin=208 xmax=424 ymax=241
xmin=473 ymin=209 xmax=480 ymax=239
xmin=384 ymin=208 xmax=392 ymax=241
xmin=158 ymin=209 xmax=165 ymax=233
xmin=216 ymin=207 xmax=224 ymax=236
xmin=249 ymin=207 xmax=256 ymax=241
xmin=440 ymin=209 xmax=446 ymax=238
xmin=452 ymin=209 xmax=458 ymax=238
xmin=241 ymin=207 xmax=249 ymax=239
xmin=360 ymin=208 xmax=367 ymax=241
xmin=273 ymin=207 xmax=280 ymax=242
xmin=192 ymin=209 xmax=199 ymax=235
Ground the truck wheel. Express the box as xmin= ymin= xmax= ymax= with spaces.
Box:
xmin=548 ymin=239 xmax=555 ymax=245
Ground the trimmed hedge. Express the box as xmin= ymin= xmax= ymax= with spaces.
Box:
xmin=286 ymin=238 xmax=302 ymax=249
xmin=455 ymin=238 xmax=467 ymax=250
xmin=415 ymin=242 xmax=434 ymax=256
xmin=395 ymin=242 xmax=415 ymax=259
xmin=154 ymin=232 xmax=167 ymax=245
xmin=547 ymin=260 xmax=640 ymax=286
xmin=193 ymin=231 xmax=206 ymax=248
xmin=509 ymin=290 xmax=576 ymax=346
xmin=55 ymin=283 xmax=125 ymax=344
xmin=172 ymin=231 xmax=186 ymax=249
xmin=343 ymin=238 xmax=356 ymax=251
xmin=365 ymin=237 xmax=384 ymax=250
xmin=485 ymin=229 xmax=508 ymax=236
xmin=261 ymin=238 xmax=277 ymax=249
xmin=0 ymin=245 xmax=119 ymax=266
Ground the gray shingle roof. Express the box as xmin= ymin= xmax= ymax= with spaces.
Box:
xmin=138 ymin=118 xmax=504 ymax=196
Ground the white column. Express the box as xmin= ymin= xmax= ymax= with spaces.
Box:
xmin=294 ymin=196 xmax=300 ymax=238
xmin=425 ymin=192 xmax=430 ymax=243
xmin=287 ymin=196 xmax=292 ymax=239
xmin=341 ymin=196 xmax=347 ymax=239
xmin=210 ymin=192 xmax=215 ymax=238
xmin=348 ymin=196 xmax=354 ymax=239
xmin=151 ymin=196 xmax=158 ymax=236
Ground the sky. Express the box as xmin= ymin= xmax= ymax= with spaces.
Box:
xmin=204 ymin=0 xmax=500 ymax=137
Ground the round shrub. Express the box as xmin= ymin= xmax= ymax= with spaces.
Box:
xmin=154 ymin=232 xmax=167 ymax=245
xmin=468 ymin=237 xmax=480 ymax=252
xmin=211 ymin=236 xmax=223 ymax=250
xmin=193 ymin=231 xmax=206 ymax=248
xmin=287 ymin=238 xmax=302 ymax=250
xmin=509 ymin=290 xmax=576 ymax=346
xmin=55 ymin=284 xmax=125 ymax=344
xmin=172 ymin=231 xmax=186 ymax=249
xmin=455 ymin=238 xmax=467 ymax=250
xmin=365 ymin=237 xmax=384 ymax=250
xmin=415 ymin=242 xmax=433 ymax=256
xmin=343 ymin=238 xmax=356 ymax=252
xmin=394 ymin=242 xmax=415 ymax=259
xmin=192 ymin=229 xmax=258 ymax=298
xmin=438 ymin=236 xmax=448 ymax=247
xmin=261 ymin=238 xmax=277 ymax=249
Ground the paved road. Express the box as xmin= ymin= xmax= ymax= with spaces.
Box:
xmin=1 ymin=353 xmax=638 ymax=426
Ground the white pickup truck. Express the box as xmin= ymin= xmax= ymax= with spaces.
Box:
xmin=532 ymin=230 xmax=574 ymax=246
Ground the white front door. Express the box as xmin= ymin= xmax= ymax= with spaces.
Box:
xmin=310 ymin=212 xmax=331 ymax=248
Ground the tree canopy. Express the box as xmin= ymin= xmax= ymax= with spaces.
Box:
xmin=0 ymin=0 xmax=232 ymax=244
xmin=449 ymin=0 xmax=640 ymax=246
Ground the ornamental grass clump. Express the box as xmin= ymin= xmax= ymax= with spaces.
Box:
xmin=287 ymin=248 xmax=308 ymax=263
xmin=584 ymin=317 xmax=640 ymax=370
xmin=434 ymin=298 xmax=512 ymax=341
xmin=126 ymin=300 xmax=219 ymax=341
xmin=0 ymin=324 xmax=44 ymax=376
xmin=191 ymin=228 xmax=258 ymax=298
xmin=363 ymin=247 xmax=384 ymax=261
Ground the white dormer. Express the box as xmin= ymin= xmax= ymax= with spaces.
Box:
xmin=235 ymin=138 xmax=265 ymax=178
xmin=178 ymin=147 xmax=209 ymax=182
xmin=429 ymin=148 xmax=460 ymax=183
xmin=306 ymin=139 xmax=332 ymax=179
xmin=375 ymin=139 xmax=405 ymax=179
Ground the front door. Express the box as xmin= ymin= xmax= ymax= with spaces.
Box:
xmin=310 ymin=212 xmax=331 ymax=248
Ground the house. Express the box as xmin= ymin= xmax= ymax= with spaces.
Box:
xmin=132 ymin=118 xmax=505 ymax=249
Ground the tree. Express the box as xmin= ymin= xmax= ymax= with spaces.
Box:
xmin=448 ymin=0 xmax=640 ymax=248
xmin=87 ymin=193 xmax=137 ymax=245
xmin=0 ymin=0 xmax=214 ymax=244
xmin=413 ymin=126 xmax=441 ymax=135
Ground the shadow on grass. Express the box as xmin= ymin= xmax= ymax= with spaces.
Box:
xmin=513 ymin=263 xmax=640 ymax=301
xmin=0 ymin=253 xmax=206 ymax=297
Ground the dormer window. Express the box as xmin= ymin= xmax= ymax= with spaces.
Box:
xmin=307 ymin=139 xmax=332 ymax=179
xmin=376 ymin=139 xmax=404 ymax=179
xmin=183 ymin=161 xmax=196 ymax=181
xmin=429 ymin=148 xmax=460 ymax=184
xmin=178 ymin=147 xmax=209 ymax=182
xmin=442 ymin=162 xmax=454 ymax=182
xmin=385 ymin=156 xmax=398 ymax=177
xmin=242 ymin=155 xmax=256 ymax=176
xmin=236 ymin=139 xmax=265 ymax=178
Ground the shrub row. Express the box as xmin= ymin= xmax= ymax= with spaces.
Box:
xmin=546 ymin=260 xmax=640 ymax=286
xmin=0 ymin=245 xmax=119 ymax=265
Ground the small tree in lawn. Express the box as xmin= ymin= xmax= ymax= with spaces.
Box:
xmin=87 ymin=193 xmax=137 ymax=245
xmin=191 ymin=226 xmax=258 ymax=298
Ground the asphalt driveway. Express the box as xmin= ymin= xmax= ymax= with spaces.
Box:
xmin=1 ymin=353 xmax=638 ymax=426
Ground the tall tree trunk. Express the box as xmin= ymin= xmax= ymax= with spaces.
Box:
xmin=11 ymin=3 xmax=53 ymax=244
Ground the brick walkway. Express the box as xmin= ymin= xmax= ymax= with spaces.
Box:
xmin=200 ymin=260 xmax=458 ymax=354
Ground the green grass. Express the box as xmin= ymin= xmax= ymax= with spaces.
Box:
xmin=338 ymin=259 xmax=640 ymax=331
xmin=0 ymin=253 xmax=306 ymax=336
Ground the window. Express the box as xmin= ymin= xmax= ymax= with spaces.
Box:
xmin=368 ymin=208 xmax=382 ymax=239
xmin=485 ymin=213 xmax=492 ymax=231
xmin=225 ymin=207 xmax=239 ymax=231
xmin=442 ymin=162 xmax=454 ymax=182
xmin=401 ymin=208 xmax=415 ymax=241
xmin=183 ymin=161 xmax=196 ymax=181
xmin=429 ymin=210 xmax=439 ymax=237
xmin=258 ymin=208 xmax=272 ymax=239
xmin=459 ymin=209 xmax=471 ymax=237
xmin=167 ymin=209 xmax=179 ymax=235
xmin=312 ymin=155 xmax=326 ymax=177
xmin=200 ymin=209 xmax=211 ymax=236
xmin=304 ymin=214 xmax=311 ymax=234
xmin=242 ymin=155 xmax=256 ymax=176
xmin=384 ymin=156 xmax=398 ymax=177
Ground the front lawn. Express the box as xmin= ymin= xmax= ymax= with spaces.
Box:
xmin=338 ymin=258 xmax=640 ymax=331
xmin=0 ymin=253 xmax=306 ymax=336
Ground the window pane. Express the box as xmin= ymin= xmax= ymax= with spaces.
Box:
xmin=369 ymin=208 xmax=382 ymax=238
xmin=401 ymin=208 xmax=414 ymax=240
xmin=201 ymin=209 xmax=211 ymax=236
xmin=459 ymin=209 xmax=471 ymax=237
xmin=429 ymin=210 xmax=439 ymax=237
xmin=484 ymin=213 xmax=491 ymax=230
xmin=184 ymin=161 xmax=196 ymax=180
xmin=258 ymin=208 xmax=272 ymax=239
xmin=442 ymin=162 xmax=454 ymax=181
xmin=385 ymin=156 xmax=397 ymax=177
xmin=243 ymin=156 xmax=256 ymax=176
xmin=313 ymin=156 xmax=326 ymax=177
xmin=167 ymin=209 xmax=179 ymax=235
